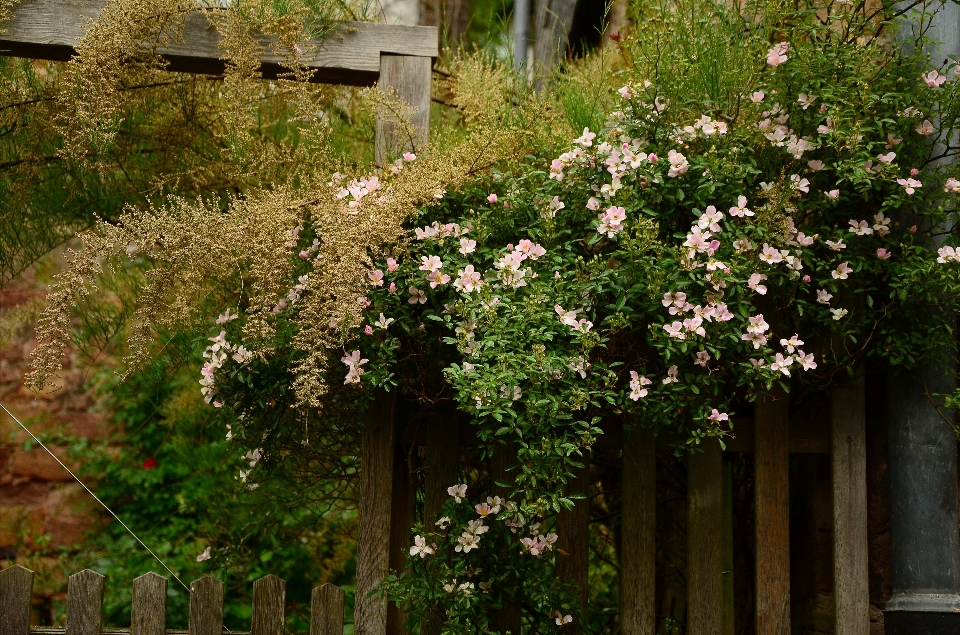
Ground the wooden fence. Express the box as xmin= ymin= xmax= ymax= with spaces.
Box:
xmin=0 ymin=566 xmax=346 ymax=635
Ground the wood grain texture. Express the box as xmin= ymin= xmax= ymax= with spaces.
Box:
xmin=420 ymin=406 xmax=459 ymax=635
xmin=355 ymin=391 xmax=396 ymax=635
xmin=831 ymin=369 xmax=869 ymax=635
xmin=620 ymin=433 xmax=655 ymax=635
xmin=754 ymin=391 xmax=791 ymax=635
xmin=532 ymin=0 xmax=576 ymax=87
xmin=721 ymin=459 xmax=735 ymax=635
xmin=687 ymin=439 xmax=724 ymax=635
xmin=188 ymin=577 xmax=223 ymax=635
xmin=252 ymin=575 xmax=286 ymax=635
xmin=131 ymin=573 xmax=167 ymax=635
xmin=719 ymin=419 xmax=829 ymax=454
xmin=489 ymin=441 xmax=522 ymax=635
xmin=556 ymin=457 xmax=591 ymax=634
xmin=387 ymin=444 xmax=414 ymax=635
xmin=310 ymin=584 xmax=345 ymax=635
xmin=0 ymin=565 xmax=34 ymax=635
xmin=0 ymin=0 xmax=437 ymax=86
xmin=423 ymin=407 xmax=459 ymax=526
xmin=374 ymin=54 xmax=432 ymax=164
xmin=66 ymin=570 xmax=104 ymax=635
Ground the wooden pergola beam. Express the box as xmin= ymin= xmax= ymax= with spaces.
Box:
xmin=0 ymin=0 xmax=438 ymax=86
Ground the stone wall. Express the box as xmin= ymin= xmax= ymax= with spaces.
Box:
xmin=0 ymin=267 xmax=104 ymax=615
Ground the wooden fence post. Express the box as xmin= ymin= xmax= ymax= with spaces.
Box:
xmin=490 ymin=441 xmax=522 ymax=635
xmin=687 ymin=438 xmax=723 ymax=635
xmin=356 ymin=391 xmax=397 ymax=635
xmin=0 ymin=564 xmax=34 ymax=635
xmin=755 ymin=390 xmax=791 ymax=635
xmin=131 ymin=572 xmax=167 ymax=635
xmin=832 ymin=369 xmax=869 ymax=635
xmin=189 ymin=577 xmax=224 ymax=635
xmin=387 ymin=442 xmax=415 ymax=635
xmin=375 ymin=54 xmax=432 ymax=165
xmin=66 ymin=570 xmax=104 ymax=635
xmin=620 ymin=433 xmax=655 ymax=635
xmin=556 ymin=455 xmax=591 ymax=633
xmin=424 ymin=408 xmax=460 ymax=526
xmin=252 ymin=575 xmax=286 ymax=635
xmin=311 ymin=584 xmax=345 ymax=635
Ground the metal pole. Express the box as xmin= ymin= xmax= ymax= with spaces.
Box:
xmin=512 ymin=0 xmax=530 ymax=69
xmin=886 ymin=7 xmax=960 ymax=631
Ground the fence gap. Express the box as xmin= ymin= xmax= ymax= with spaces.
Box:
xmin=356 ymin=391 xmax=397 ymax=635
xmin=188 ymin=577 xmax=224 ymax=635
xmin=832 ymin=368 xmax=869 ymax=635
xmin=687 ymin=438 xmax=723 ymax=635
xmin=755 ymin=390 xmax=792 ymax=634
xmin=66 ymin=570 xmax=104 ymax=635
xmin=620 ymin=433 xmax=655 ymax=635
xmin=0 ymin=564 xmax=34 ymax=635
xmin=310 ymin=584 xmax=345 ymax=635
xmin=131 ymin=572 xmax=167 ymax=635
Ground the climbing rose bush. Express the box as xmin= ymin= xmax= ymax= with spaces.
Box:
xmin=188 ymin=0 xmax=960 ymax=630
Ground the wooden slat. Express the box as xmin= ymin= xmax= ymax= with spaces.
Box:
xmin=0 ymin=565 xmax=34 ymax=635
xmin=374 ymin=54 xmax=432 ymax=164
xmin=251 ymin=575 xmax=286 ymax=635
xmin=423 ymin=409 xmax=459 ymax=526
xmin=188 ymin=577 xmax=223 ymax=635
xmin=721 ymin=419 xmax=830 ymax=454
xmin=721 ymin=458 xmax=735 ymax=635
xmin=489 ymin=441 xmax=522 ymax=635
xmin=66 ymin=570 xmax=104 ymax=635
xmin=754 ymin=391 xmax=792 ymax=635
xmin=355 ymin=391 xmax=396 ymax=635
xmin=387 ymin=444 xmax=414 ymax=635
xmin=832 ymin=370 xmax=869 ymax=635
xmin=131 ymin=573 xmax=167 ymax=635
xmin=556 ymin=457 xmax=591 ymax=634
xmin=310 ymin=584 xmax=344 ymax=635
xmin=0 ymin=0 xmax=437 ymax=86
xmin=620 ymin=433 xmax=655 ymax=635
xmin=687 ymin=439 xmax=723 ymax=635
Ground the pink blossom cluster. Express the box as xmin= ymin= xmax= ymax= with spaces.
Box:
xmin=341 ymin=350 xmax=368 ymax=384
xmin=334 ymin=174 xmax=381 ymax=212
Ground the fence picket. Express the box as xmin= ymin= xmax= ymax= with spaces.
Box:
xmin=687 ymin=439 xmax=724 ymax=635
xmin=189 ymin=577 xmax=224 ymax=635
xmin=755 ymin=391 xmax=792 ymax=634
xmin=310 ymin=584 xmax=345 ymax=635
xmin=0 ymin=565 xmax=34 ymax=635
xmin=251 ymin=575 xmax=286 ymax=635
xmin=66 ymin=570 xmax=104 ymax=635
xmin=131 ymin=573 xmax=167 ymax=635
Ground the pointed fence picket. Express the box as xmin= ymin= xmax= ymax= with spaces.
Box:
xmin=0 ymin=568 xmax=346 ymax=635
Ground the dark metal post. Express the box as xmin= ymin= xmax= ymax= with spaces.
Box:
xmin=885 ymin=3 xmax=960 ymax=632
xmin=885 ymin=364 xmax=960 ymax=633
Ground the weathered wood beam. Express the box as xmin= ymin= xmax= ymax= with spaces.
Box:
xmin=620 ymin=433 xmax=655 ymax=635
xmin=556 ymin=457 xmax=591 ymax=634
xmin=754 ymin=390 xmax=792 ymax=635
xmin=0 ymin=0 xmax=438 ymax=86
xmin=832 ymin=369 xmax=869 ymax=635
xmin=687 ymin=439 xmax=724 ymax=635
xmin=356 ymin=391 xmax=397 ymax=635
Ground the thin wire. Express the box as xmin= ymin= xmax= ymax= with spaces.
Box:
xmin=0 ymin=402 xmax=192 ymax=594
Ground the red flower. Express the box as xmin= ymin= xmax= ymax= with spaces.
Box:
xmin=142 ymin=457 xmax=158 ymax=469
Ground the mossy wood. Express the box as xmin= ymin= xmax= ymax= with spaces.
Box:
xmin=0 ymin=0 xmax=438 ymax=86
